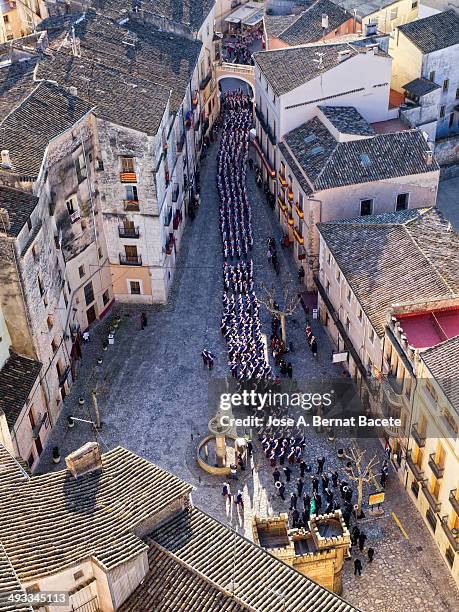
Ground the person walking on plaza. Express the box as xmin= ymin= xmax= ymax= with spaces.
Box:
xmin=368 ymin=547 xmax=375 ymax=563
xmin=287 ymin=362 xmax=293 ymax=379
xmin=354 ymin=558 xmax=362 ymax=576
xmin=278 ymin=482 xmax=286 ymax=501
xmin=311 ymin=336 xmax=318 ymax=357
xmin=303 ymin=493 xmax=311 ymax=510
xmin=321 ymin=473 xmax=329 ymax=492
xmin=291 ymin=508 xmax=299 ymax=528
xmin=299 ymin=459 xmax=307 ymax=477
xmin=312 ymin=475 xmax=319 ymax=493
xmin=314 ymin=493 xmax=322 ymax=514
xmin=297 ymin=478 xmax=304 ymax=497
xmin=140 ymin=312 xmax=147 ymax=330
xmin=222 ymin=482 xmax=231 ymax=498
xmin=358 ymin=532 xmax=367 ymax=552
xmin=290 ymin=492 xmax=298 ymax=510
xmin=317 ymin=456 xmax=325 ymax=474
xmin=351 ymin=526 xmax=360 ymax=547
xmin=331 ymin=470 xmax=339 ymax=487
xmin=235 ymin=490 xmax=244 ymax=509
xmin=230 ymin=463 xmax=237 ymax=480
xmin=273 ymin=468 xmax=281 ymax=483
xmin=283 ymin=465 xmax=292 ymax=482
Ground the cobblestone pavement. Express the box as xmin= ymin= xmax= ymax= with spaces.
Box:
xmin=38 ymin=134 xmax=459 ymax=612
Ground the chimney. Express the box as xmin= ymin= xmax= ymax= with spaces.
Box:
xmin=65 ymin=442 xmax=103 ymax=478
xmin=321 ymin=13 xmax=329 ymax=29
xmin=1 ymin=150 xmax=12 ymax=169
xmin=364 ymin=22 xmax=377 ymax=36
xmin=69 ymin=86 xmax=78 ymax=97
xmin=424 ymin=150 xmax=433 ymax=166
xmin=337 ymin=49 xmax=352 ymax=62
xmin=0 ymin=208 xmax=11 ymax=233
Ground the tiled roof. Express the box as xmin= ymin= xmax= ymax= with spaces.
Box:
xmin=89 ymin=0 xmax=215 ymax=31
xmin=333 ymin=0 xmax=399 ymax=18
xmin=119 ymin=544 xmax=247 ymax=611
xmin=0 ymin=543 xmax=32 ymax=612
xmin=40 ymin=10 xmax=202 ymax=112
xmin=398 ymin=10 xmax=459 ymax=54
xmin=403 ymin=78 xmax=440 ymax=97
xmin=317 ymin=208 xmax=459 ymax=337
xmin=264 ymin=13 xmax=298 ymax=39
xmin=253 ymin=43 xmax=358 ymax=96
xmin=279 ymin=142 xmax=313 ymax=196
xmin=0 ymin=61 xmax=36 ymax=123
xmin=36 ymin=55 xmax=171 ymax=135
xmin=0 ymin=353 xmax=42 ymax=430
xmin=0 ymin=82 xmax=93 ymax=178
xmin=266 ymin=0 xmax=352 ymax=46
xmin=0 ymin=186 xmax=38 ymax=238
xmin=0 ymin=446 xmax=193 ymax=581
xmin=149 ymin=507 xmax=359 ymax=611
xmin=282 ymin=116 xmax=439 ymax=191
xmin=421 ymin=335 xmax=459 ymax=412
xmin=319 ymin=106 xmax=375 ymax=135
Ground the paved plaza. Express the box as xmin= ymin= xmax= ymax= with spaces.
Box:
xmin=38 ymin=135 xmax=459 ymax=612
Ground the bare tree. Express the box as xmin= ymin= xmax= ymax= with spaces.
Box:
xmin=259 ymin=280 xmax=300 ymax=344
xmin=343 ymin=444 xmax=379 ymax=518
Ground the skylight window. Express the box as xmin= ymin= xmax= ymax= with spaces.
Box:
xmin=360 ymin=153 xmax=372 ymax=167
xmin=308 ymin=146 xmax=324 ymax=156
xmin=304 ymin=134 xmax=318 ymax=144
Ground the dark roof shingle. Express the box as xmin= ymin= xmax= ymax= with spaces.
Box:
xmin=266 ymin=0 xmax=352 ymax=46
xmin=0 ymin=445 xmax=193 ymax=581
xmin=398 ymin=10 xmax=459 ymax=54
xmin=0 ymin=353 xmax=42 ymax=430
xmin=0 ymin=186 xmax=38 ymax=237
xmin=149 ymin=507 xmax=359 ymax=611
xmin=421 ymin=335 xmax=459 ymax=412
xmin=282 ymin=117 xmax=439 ymax=191
xmin=254 ymin=43 xmax=358 ymax=96
xmin=319 ymin=105 xmax=375 ymax=135
xmin=317 ymin=208 xmax=459 ymax=336
xmin=0 ymin=82 xmax=93 ymax=177
xmin=403 ymin=77 xmax=441 ymax=97
xmin=40 ymin=11 xmax=202 ymax=113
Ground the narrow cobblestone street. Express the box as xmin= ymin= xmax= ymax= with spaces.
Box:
xmin=38 ymin=126 xmax=459 ymax=612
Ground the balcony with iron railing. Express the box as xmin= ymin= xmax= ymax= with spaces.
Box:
xmin=119 ymin=254 xmax=142 ymax=266
xmin=405 ymin=450 xmax=424 ymax=481
xmin=293 ymin=228 xmax=304 ymax=245
xmin=118 ymin=225 xmax=140 ymax=238
xmin=382 ymin=375 xmax=404 ymax=407
xmin=278 ymin=170 xmax=287 ymax=188
xmin=123 ymin=200 xmax=140 ymax=212
xmin=428 ymin=453 xmax=445 ymax=479
xmin=449 ymin=489 xmax=459 ymax=515
xmin=199 ymin=72 xmax=212 ymax=91
xmin=440 ymin=516 xmax=459 ymax=552
xmin=412 ymin=423 xmax=426 ymax=448
xmin=255 ymin=107 xmax=276 ymax=145
xmin=421 ymin=480 xmax=441 ymax=513
xmin=164 ymin=208 xmax=173 ymax=227
xmin=176 ymin=132 xmax=186 ymax=153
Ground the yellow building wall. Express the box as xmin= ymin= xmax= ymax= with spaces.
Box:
xmin=390 ymin=30 xmax=424 ymax=92
xmin=111 ymin=264 xmax=153 ymax=302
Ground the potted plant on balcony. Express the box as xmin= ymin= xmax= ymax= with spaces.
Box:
xmin=52 ymin=446 xmax=61 ymax=464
